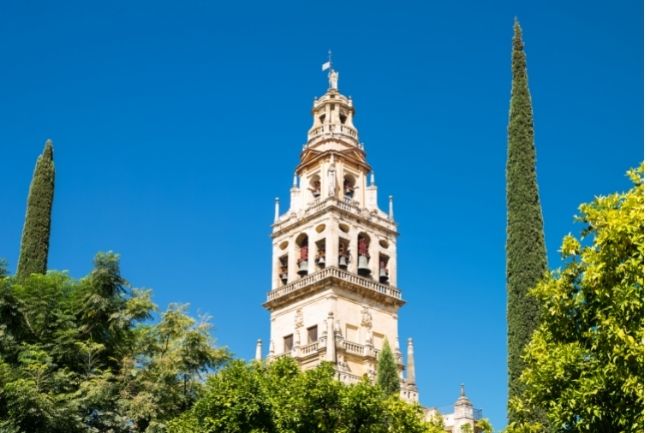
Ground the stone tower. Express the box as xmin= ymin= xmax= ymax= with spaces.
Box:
xmin=262 ymin=67 xmax=417 ymax=402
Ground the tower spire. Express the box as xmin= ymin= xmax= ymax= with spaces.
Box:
xmin=406 ymin=337 xmax=416 ymax=386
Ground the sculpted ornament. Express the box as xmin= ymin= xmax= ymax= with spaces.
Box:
xmin=361 ymin=306 xmax=373 ymax=328
xmin=327 ymin=160 xmax=337 ymax=196
xmin=295 ymin=308 xmax=304 ymax=329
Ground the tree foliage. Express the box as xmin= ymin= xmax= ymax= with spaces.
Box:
xmin=0 ymin=252 xmax=229 ymax=433
xmin=17 ymin=140 xmax=55 ymax=278
xmin=168 ymin=356 xmax=444 ymax=433
xmin=508 ymin=165 xmax=644 ymax=433
xmin=376 ymin=339 xmax=400 ymax=396
xmin=505 ymin=19 xmax=548 ymax=419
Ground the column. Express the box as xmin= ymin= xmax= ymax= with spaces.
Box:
xmin=287 ymin=234 xmax=297 ymax=282
xmin=369 ymin=234 xmax=380 ymax=280
xmin=326 ymin=216 xmax=338 ymax=267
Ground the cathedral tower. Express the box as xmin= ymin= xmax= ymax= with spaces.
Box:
xmin=263 ymin=67 xmax=417 ymax=401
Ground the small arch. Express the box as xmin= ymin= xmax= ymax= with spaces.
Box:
xmin=315 ymin=223 xmax=326 ymax=233
xmin=357 ymin=232 xmax=371 ymax=277
xmin=279 ymin=240 xmax=289 ymax=250
xmin=278 ymin=255 xmax=288 ymax=285
xmin=296 ymin=234 xmax=309 ymax=277
xmin=379 ymin=239 xmax=389 ymax=249
xmin=338 ymin=238 xmax=350 ymax=269
xmin=309 ymin=174 xmax=321 ymax=199
xmin=338 ymin=223 xmax=350 ymax=233
xmin=379 ymin=254 xmax=390 ymax=284
xmin=316 ymin=238 xmax=326 ymax=268
xmin=343 ymin=174 xmax=356 ymax=199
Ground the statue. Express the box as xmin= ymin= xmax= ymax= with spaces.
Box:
xmin=327 ymin=160 xmax=337 ymax=196
xmin=329 ymin=69 xmax=339 ymax=90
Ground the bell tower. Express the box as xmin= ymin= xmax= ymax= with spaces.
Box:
xmin=263 ymin=66 xmax=418 ymax=402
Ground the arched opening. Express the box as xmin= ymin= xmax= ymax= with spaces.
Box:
xmin=379 ymin=254 xmax=390 ymax=284
xmin=338 ymin=238 xmax=350 ymax=269
xmin=278 ymin=254 xmax=288 ymax=285
xmin=316 ymin=238 xmax=326 ymax=269
xmin=343 ymin=174 xmax=356 ymax=199
xmin=357 ymin=233 xmax=371 ymax=277
xmin=309 ymin=174 xmax=321 ymax=199
xmin=296 ymin=233 xmax=309 ymax=277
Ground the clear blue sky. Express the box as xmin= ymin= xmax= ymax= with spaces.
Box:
xmin=0 ymin=0 xmax=642 ymax=429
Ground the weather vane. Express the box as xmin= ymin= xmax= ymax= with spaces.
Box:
xmin=322 ymin=49 xmax=338 ymax=90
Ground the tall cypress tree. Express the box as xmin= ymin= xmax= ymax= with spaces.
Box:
xmin=17 ymin=139 xmax=55 ymax=278
xmin=506 ymin=19 xmax=548 ymax=420
xmin=376 ymin=339 xmax=400 ymax=395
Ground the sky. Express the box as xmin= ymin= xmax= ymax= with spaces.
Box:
xmin=0 ymin=0 xmax=643 ymax=429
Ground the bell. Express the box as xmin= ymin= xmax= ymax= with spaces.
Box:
xmin=298 ymin=260 xmax=309 ymax=276
xmin=317 ymin=256 xmax=326 ymax=267
xmin=358 ymin=255 xmax=371 ymax=276
xmin=280 ymin=272 xmax=288 ymax=284
xmin=339 ymin=255 xmax=348 ymax=268
xmin=379 ymin=268 xmax=389 ymax=284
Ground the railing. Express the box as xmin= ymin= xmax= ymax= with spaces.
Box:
xmin=266 ymin=266 xmax=402 ymax=302
xmin=336 ymin=371 xmax=362 ymax=384
xmin=308 ymin=124 xmax=358 ymax=139
xmin=342 ymin=340 xmax=364 ymax=355
xmin=301 ymin=341 xmax=319 ymax=356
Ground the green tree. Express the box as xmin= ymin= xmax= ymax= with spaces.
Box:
xmin=169 ymin=356 xmax=443 ymax=433
xmin=17 ymin=140 xmax=55 ymax=278
xmin=0 ymin=253 xmax=228 ymax=433
xmin=508 ymin=165 xmax=644 ymax=432
xmin=505 ymin=19 xmax=548 ymax=420
xmin=375 ymin=339 xmax=400 ymax=396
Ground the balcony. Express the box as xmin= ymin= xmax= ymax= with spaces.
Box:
xmin=264 ymin=266 xmax=403 ymax=308
xmin=308 ymin=124 xmax=358 ymax=141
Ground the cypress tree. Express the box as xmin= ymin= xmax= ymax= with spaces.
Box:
xmin=376 ymin=339 xmax=400 ymax=395
xmin=506 ymin=20 xmax=548 ymax=421
xmin=17 ymin=139 xmax=55 ymax=278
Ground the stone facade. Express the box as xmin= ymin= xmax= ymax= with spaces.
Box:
xmin=261 ymin=68 xmax=418 ymax=401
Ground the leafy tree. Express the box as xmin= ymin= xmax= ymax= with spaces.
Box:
xmin=508 ymin=165 xmax=644 ymax=432
xmin=505 ymin=19 xmax=548 ymax=420
xmin=0 ymin=252 xmax=228 ymax=433
xmin=169 ymin=356 xmax=443 ymax=433
xmin=17 ymin=140 xmax=55 ymax=278
xmin=376 ymin=339 xmax=400 ymax=395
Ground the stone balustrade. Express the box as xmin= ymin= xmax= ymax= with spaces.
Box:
xmin=266 ymin=266 xmax=402 ymax=303
xmin=308 ymin=124 xmax=358 ymax=140
xmin=301 ymin=341 xmax=319 ymax=356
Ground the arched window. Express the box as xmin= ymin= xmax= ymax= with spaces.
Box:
xmin=357 ymin=233 xmax=371 ymax=277
xmin=309 ymin=175 xmax=321 ymax=199
xmin=343 ymin=174 xmax=356 ymax=199
xmin=296 ymin=234 xmax=309 ymax=277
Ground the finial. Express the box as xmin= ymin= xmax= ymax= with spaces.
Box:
xmin=370 ymin=171 xmax=375 ymax=186
xmin=407 ymin=337 xmax=416 ymax=386
xmin=388 ymin=195 xmax=394 ymax=220
xmin=255 ymin=339 xmax=263 ymax=361
xmin=460 ymin=384 xmax=465 ymax=397
xmin=293 ymin=173 xmax=299 ymax=188
xmin=274 ymin=197 xmax=280 ymax=222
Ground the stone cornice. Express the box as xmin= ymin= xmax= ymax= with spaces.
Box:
xmin=272 ymin=196 xmax=397 ymax=238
